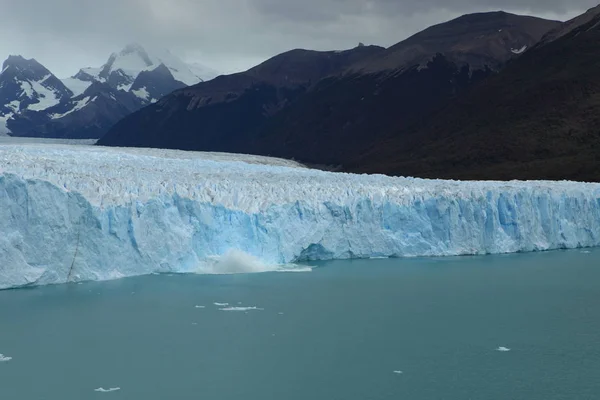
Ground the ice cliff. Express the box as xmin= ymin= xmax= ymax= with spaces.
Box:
xmin=1 ymin=143 xmax=600 ymax=289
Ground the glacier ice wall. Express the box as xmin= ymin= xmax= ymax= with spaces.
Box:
xmin=1 ymin=143 xmax=600 ymax=289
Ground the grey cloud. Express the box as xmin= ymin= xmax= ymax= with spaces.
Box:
xmin=0 ymin=0 xmax=596 ymax=77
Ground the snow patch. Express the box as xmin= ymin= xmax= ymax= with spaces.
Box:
xmin=50 ymin=96 xmax=90 ymax=119
xmin=132 ymin=87 xmax=150 ymax=101
xmin=511 ymin=46 xmax=527 ymax=54
xmin=0 ymin=113 xmax=13 ymax=135
xmin=61 ymin=77 xmax=92 ymax=97
xmin=27 ymin=80 xmax=62 ymax=111
xmin=7 ymin=100 xmax=20 ymax=112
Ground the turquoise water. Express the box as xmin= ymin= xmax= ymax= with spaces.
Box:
xmin=1 ymin=250 xmax=599 ymax=399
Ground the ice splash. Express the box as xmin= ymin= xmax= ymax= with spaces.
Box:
xmin=197 ymin=249 xmax=312 ymax=275
xmin=94 ymin=387 xmax=120 ymax=393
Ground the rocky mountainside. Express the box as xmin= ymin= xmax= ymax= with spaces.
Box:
xmin=350 ymin=6 xmax=600 ymax=181
xmin=1 ymin=44 xmax=218 ymax=139
xmin=98 ymin=12 xmax=560 ymax=161
xmin=98 ymin=45 xmax=385 ymax=149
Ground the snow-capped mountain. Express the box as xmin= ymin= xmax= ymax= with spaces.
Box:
xmin=66 ymin=43 xmax=217 ymax=103
xmin=1 ymin=44 xmax=219 ymax=139
xmin=0 ymin=55 xmax=72 ymax=134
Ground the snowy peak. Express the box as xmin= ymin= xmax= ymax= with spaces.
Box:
xmin=96 ymin=43 xmax=209 ymax=89
xmin=130 ymin=63 xmax=187 ymax=104
xmin=2 ymin=55 xmax=40 ymax=72
xmin=63 ymin=43 xmax=218 ymax=102
xmin=2 ymin=55 xmax=53 ymax=82
xmin=0 ymin=55 xmax=73 ymax=134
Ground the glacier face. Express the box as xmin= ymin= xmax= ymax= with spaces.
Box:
xmin=1 ymin=142 xmax=600 ymax=289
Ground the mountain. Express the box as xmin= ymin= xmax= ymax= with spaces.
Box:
xmin=98 ymin=12 xmax=560 ymax=161
xmin=0 ymin=55 xmax=73 ymax=134
xmin=348 ymin=5 xmax=600 ymax=181
xmin=535 ymin=4 xmax=600 ymax=46
xmin=8 ymin=82 xmax=143 ymax=139
xmin=2 ymin=44 xmax=218 ymax=139
xmin=97 ymin=44 xmax=386 ymax=149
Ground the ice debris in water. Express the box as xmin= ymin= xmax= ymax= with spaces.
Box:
xmin=195 ymin=305 xmax=206 ymax=309
xmin=214 ymin=303 xmax=229 ymax=307
xmin=393 ymin=370 xmax=403 ymax=374
xmin=2 ymin=142 xmax=600 ymax=289
xmin=0 ymin=354 xmax=12 ymax=362
xmin=496 ymin=347 xmax=511 ymax=352
xmin=220 ymin=306 xmax=264 ymax=312
xmin=94 ymin=387 xmax=120 ymax=393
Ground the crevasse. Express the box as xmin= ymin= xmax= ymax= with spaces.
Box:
xmin=1 ymin=143 xmax=600 ymax=289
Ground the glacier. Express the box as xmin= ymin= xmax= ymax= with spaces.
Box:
xmin=1 ymin=142 xmax=600 ymax=289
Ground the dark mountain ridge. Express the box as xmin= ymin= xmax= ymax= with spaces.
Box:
xmin=97 ymin=45 xmax=386 ymax=148
xmin=97 ymin=11 xmax=562 ymax=168
xmin=350 ymin=8 xmax=600 ymax=181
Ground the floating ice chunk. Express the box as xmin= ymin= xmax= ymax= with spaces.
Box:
xmin=195 ymin=305 xmax=206 ymax=309
xmin=393 ymin=370 xmax=403 ymax=374
xmin=0 ymin=354 xmax=12 ymax=362
xmin=220 ymin=306 xmax=264 ymax=312
xmin=496 ymin=347 xmax=511 ymax=352
xmin=94 ymin=387 xmax=120 ymax=392
xmin=276 ymin=266 xmax=313 ymax=273
xmin=278 ymin=312 xmax=285 ymax=315
xmin=214 ymin=303 xmax=229 ymax=307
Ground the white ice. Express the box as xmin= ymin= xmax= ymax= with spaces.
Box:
xmin=50 ymin=96 xmax=91 ymax=119
xmin=61 ymin=77 xmax=93 ymax=97
xmin=94 ymin=387 xmax=120 ymax=393
xmin=0 ymin=354 xmax=12 ymax=362
xmin=496 ymin=347 xmax=511 ymax=352
xmin=1 ymin=142 xmax=600 ymax=289
xmin=219 ymin=306 xmax=264 ymax=311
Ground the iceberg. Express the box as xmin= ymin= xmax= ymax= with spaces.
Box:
xmin=1 ymin=142 xmax=600 ymax=289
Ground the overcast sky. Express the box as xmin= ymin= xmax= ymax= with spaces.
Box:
xmin=0 ymin=0 xmax=597 ymax=77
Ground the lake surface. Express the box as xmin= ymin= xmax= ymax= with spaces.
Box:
xmin=1 ymin=250 xmax=599 ymax=400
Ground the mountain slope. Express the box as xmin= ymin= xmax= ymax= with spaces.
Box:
xmin=99 ymin=12 xmax=559 ymax=160
xmin=245 ymin=12 xmax=560 ymax=167
xmin=354 ymin=11 xmax=559 ymax=73
xmin=350 ymin=7 xmax=600 ymax=181
xmin=98 ymin=45 xmax=386 ymax=149
xmin=8 ymin=82 xmax=143 ymax=139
